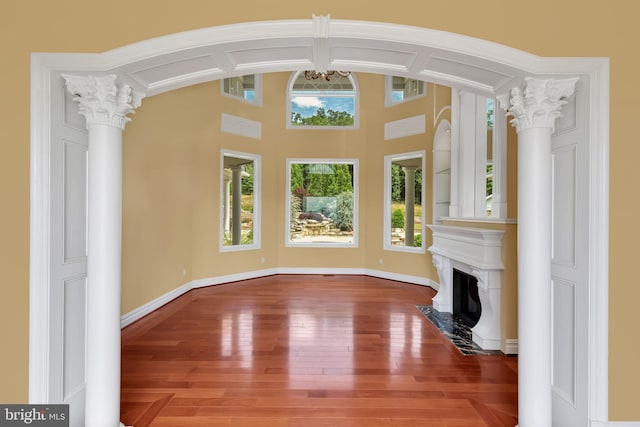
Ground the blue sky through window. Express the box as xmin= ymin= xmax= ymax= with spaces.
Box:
xmin=291 ymin=91 xmax=355 ymax=118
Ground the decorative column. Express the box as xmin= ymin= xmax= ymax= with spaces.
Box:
xmin=231 ymin=165 xmax=243 ymax=245
xmin=223 ymin=170 xmax=232 ymax=234
xmin=63 ymin=74 xmax=142 ymax=427
xmin=498 ymin=76 xmax=578 ymax=427
xmin=403 ymin=166 xmax=416 ymax=246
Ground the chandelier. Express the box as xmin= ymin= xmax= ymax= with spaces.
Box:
xmin=304 ymin=70 xmax=351 ymax=81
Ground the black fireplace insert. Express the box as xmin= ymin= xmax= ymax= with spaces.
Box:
xmin=453 ymin=268 xmax=481 ymax=327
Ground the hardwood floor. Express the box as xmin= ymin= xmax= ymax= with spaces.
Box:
xmin=121 ymin=275 xmax=518 ymax=426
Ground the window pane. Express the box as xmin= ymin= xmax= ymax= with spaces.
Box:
xmin=288 ymin=161 xmax=356 ymax=245
xmin=387 ymin=76 xmax=426 ymax=105
xmin=289 ymin=72 xmax=355 ymax=127
xmin=221 ymin=151 xmax=261 ymax=251
xmin=222 ymin=75 xmax=260 ymax=104
xmin=385 ymin=152 xmax=425 ymax=252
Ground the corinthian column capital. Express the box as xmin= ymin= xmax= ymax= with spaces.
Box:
xmin=62 ymin=74 xmax=143 ymax=130
xmin=497 ymin=76 xmax=579 ymax=133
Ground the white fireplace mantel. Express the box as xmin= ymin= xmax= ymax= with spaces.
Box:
xmin=427 ymin=224 xmax=505 ymax=350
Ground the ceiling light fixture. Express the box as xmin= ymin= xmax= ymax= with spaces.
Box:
xmin=304 ymin=70 xmax=351 ymax=81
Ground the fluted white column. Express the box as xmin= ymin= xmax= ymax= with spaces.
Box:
xmin=63 ymin=74 xmax=142 ymax=427
xmin=499 ymin=76 xmax=578 ymax=427
xmin=231 ymin=166 xmax=243 ymax=245
xmin=223 ymin=172 xmax=232 ymax=234
xmin=403 ymin=166 xmax=416 ymax=246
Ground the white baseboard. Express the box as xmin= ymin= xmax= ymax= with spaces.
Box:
xmin=190 ymin=268 xmax=279 ymax=289
xmin=592 ymin=422 xmax=640 ymax=427
xmin=279 ymin=267 xmax=366 ymax=276
xmin=504 ymin=338 xmax=519 ymax=355
xmin=365 ymin=268 xmax=437 ymax=289
xmin=121 ymin=269 xmax=279 ymax=328
xmin=121 ymin=268 xmax=438 ymax=328
xmin=120 ymin=281 xmax=192 ymax=328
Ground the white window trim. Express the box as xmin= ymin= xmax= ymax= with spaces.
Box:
xmin=220 ymin=74 xmax=263 ymax=106
xmin=285 ymin=158 xmax=359 ymax=248
xmin=219 ymin=148 xmax=262 ymax=252
xmin=286 ymin=71 xmax=360 ymax=130
xmin=384 ymin=75 xmax=427 ymax=107
xmin=383 ymin=150 xmax=426 ymax=254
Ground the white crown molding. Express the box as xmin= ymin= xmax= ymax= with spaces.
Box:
xmin=29 ymin=20 xmax=609 ymax=98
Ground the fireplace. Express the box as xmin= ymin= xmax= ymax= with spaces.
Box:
xmin=427 ymin=224 xmax=505 ymax=351
xmin=453 ymin=268 xmax=481 ymax=327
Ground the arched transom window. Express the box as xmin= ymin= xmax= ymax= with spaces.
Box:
xmin=287 ymin=70 xmax=358 ymax=129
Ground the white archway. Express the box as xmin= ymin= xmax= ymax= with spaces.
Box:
xmin=30 ymin=16 xmax=610 ymax=426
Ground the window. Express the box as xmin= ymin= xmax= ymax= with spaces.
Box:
xmin=385 ymin=76 xmax=426 ymax=106
xmin=221 ymin=74 xmax=262 ymax=105
xmin=384 ymin=151 xmax=425 ymax=252
xmin=287 ymin=71 xmax=358 ymax=128
xmin=286 ymin=159 xmax=358 ymax=247
xmin=220 ymin=150 xmax=261 ymax=251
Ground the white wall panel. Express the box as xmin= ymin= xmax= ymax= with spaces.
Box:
xmin=63 ymin=276 xmax=87 ymax=399
xmin=221 ymin=113 xmax=262 ymax=140
xmin=63 ymin=141 xmax=88 ymax=264
xmin=552 ymin=145 xmax=577 ymax=267
xmin=552 ymin=278 xmax=576 ymax=405
xmin=550 ymin=78 xmax=589 ymax=427
xmin=384 ymin=114 xmax=426 ymax=140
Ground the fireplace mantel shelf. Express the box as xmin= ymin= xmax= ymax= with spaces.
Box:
xmin=427 ymin=224 xmax=505 ymax=270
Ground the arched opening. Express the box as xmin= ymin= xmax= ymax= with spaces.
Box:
xmin=29 ymin=16 xmax=609 ymax=426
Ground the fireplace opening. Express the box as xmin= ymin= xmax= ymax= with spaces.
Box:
xmin=453 ymin=268 xmax=481 ymax=327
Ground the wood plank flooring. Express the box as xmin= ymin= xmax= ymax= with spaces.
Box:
xmin=121 ymin=275 xmax=518 ymax=426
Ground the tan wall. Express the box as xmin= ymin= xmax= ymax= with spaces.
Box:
xmin=127 ymin=73 xmax=443 ymax=298
xmin=1 ymin=0 xmax=638 ymax=420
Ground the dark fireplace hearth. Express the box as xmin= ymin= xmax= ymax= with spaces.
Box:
xmin=453 ymin=268 xmax=481 ymax=328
